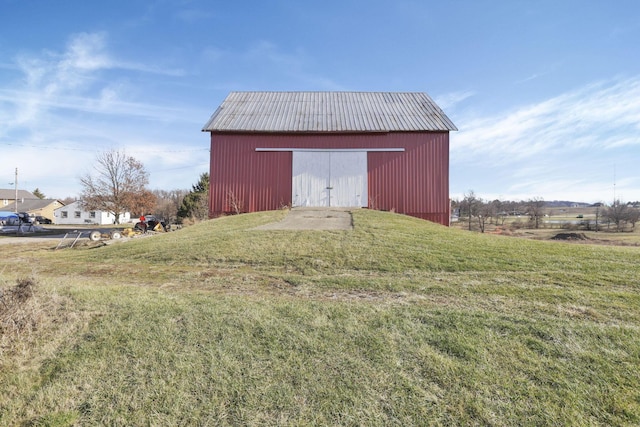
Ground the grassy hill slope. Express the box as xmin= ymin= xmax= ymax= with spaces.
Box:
xmin=1 ymin=210 xmax=639 ymax=425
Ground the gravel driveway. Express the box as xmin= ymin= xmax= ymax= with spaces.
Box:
xmin=254 ymin=208 xmax=353 ymax=230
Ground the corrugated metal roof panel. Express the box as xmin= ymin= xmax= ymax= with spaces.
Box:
xmin=202 ymin=91 xmax=457 ymax=132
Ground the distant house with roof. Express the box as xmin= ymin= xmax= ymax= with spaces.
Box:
xmin=202 ymin=91 xmax=457 ymax=225
xmin=0 ymin=189 xmax=37 ymax=211
xmin=54 ymin=201 xmax=131 ymax=225
xmin=0 ymin=199 xmax=65 ymax=223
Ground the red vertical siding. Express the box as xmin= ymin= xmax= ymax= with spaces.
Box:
xmin=367 ymin=133 xmax=450 ymax=224
xmin=209 ymin=136 xmax=292 ymax=215
xmin=208 ymin=132 xmax=450 ymax=225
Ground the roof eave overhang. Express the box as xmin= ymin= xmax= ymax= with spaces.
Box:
xmin=202 ymin=128 xmax=456 ymax=134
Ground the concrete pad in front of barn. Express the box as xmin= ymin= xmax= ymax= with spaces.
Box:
xmin=254 ymin=208 xmax=353 ymax=231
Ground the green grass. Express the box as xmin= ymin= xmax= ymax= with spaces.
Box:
xmin=1 ymin=209 xmax=640 ymax=425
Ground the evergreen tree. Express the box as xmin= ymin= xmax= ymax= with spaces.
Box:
xmin=177 ymin=173 xmax=209 ymax=222
xmin=32 ymin=188 xmax=45 ymax=199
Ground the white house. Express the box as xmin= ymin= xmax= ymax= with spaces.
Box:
xmin=54 ymin=201 xmax=131 ymax=225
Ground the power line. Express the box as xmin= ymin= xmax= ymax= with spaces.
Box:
xmin=129 ymin=148 xmax=210 ymax=154
xmin=0 ymin=142 xmax=209 ymax=153
xmin=148 ymin=163 xmax=209 ymax=173
xmin=1 ymin=142 xmax=91 ymax=152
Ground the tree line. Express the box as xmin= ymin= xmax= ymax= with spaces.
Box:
xmin=453 ymin=191 xmax=639 ymax=233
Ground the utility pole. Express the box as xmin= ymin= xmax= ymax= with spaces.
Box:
xmin=613 ymin=163 xmax=617 ymax=205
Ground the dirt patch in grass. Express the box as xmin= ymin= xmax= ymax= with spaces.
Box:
xmin=0 ymin=278 xmax=37 ymax=337
xmin=551 ymin=232 xmax=589 ymax=241
xmin=0 ymin=277 xmax=86 ymax=362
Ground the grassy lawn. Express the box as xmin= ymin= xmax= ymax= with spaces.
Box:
xmin=1 ymin=209 xmax=639 ymax=425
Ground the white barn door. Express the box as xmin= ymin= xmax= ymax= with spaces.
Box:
xmin=330 ymin=152 xmax=367 ymax=207
xmin=292 ymin=151 xmax=367 ymax=207
xmin=292 ymin=152 xmax=331 ymax=207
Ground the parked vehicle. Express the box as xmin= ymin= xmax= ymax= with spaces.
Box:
xmin=2 ymin=213 xmax=33 ymax=227
xmin=0 ymin=211 xmax=18 ymax=225
xmin=4 ymin=216 xmax=21 ymax=226
xmin=34 ymin=215 xmax=52 ymax=224
xmin=17 ymin=212 xmax=32 ymax=224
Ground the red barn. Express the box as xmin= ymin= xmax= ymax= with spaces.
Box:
xmin=202 ymin=91 xmax=457 ymax=225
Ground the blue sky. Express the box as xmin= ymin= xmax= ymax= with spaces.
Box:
xmin=1 ymin=0 xmax=639 ymax=203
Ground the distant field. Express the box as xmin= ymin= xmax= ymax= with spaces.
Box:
xmin=1 ymin=209 xmax=639 ymax=425
xmin=453 ymin=205 xmax=640 ymax=246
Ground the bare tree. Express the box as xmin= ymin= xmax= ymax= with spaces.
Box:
xmin=226 ymin=189 xmax=244 ymax=215
xmin=477 ymin=199 xmax=497 ymax=233
xmin=525 ymin=197 xmax=545 ymax=229
xmin=153 ymin=189 xmax=188 ymax=224
xmin=628 ymin=206 xmax=640 ymax=230
xmin=489 ymin=199 xmax=505 ymax=225
xmin=462 ymin=190 xmax=478 ymax=231
xmin=604 ymin=200 xmax=630 ymax=232
xmin=79 ymin=149 xmax=150 ymax=224
xmin=603 ymin=200 xmax=640 ymax=231
xmin=593 ymin=203 xmax=604 ymax=232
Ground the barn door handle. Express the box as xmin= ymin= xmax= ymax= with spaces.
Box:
xmin=326 ymin=186 xmax=333 ymax=190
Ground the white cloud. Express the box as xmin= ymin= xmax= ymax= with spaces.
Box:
xmin=434 ymin=90 xmax=475 ymax=111
xmin=0 ymin=32 xmax=202 ymax=126
xmin=0 ymin=31 xmax=210 ymax=198
xmin=451 ymin=76 xmax=640 ymax=163
xmin=449 ymin=76 xmax=640 ymax=202
xmin=61 ymin=32 xmax=113 ymax=71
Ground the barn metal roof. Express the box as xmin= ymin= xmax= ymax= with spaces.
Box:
xmin=202 ymin=92 xmax=457 ymax=133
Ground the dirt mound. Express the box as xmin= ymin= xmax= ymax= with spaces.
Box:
xmin=551 ymin=232 xmax=589 ymax=241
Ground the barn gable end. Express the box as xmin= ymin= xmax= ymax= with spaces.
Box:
xmin=202 ymin=92 xmax=457 ymax=225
